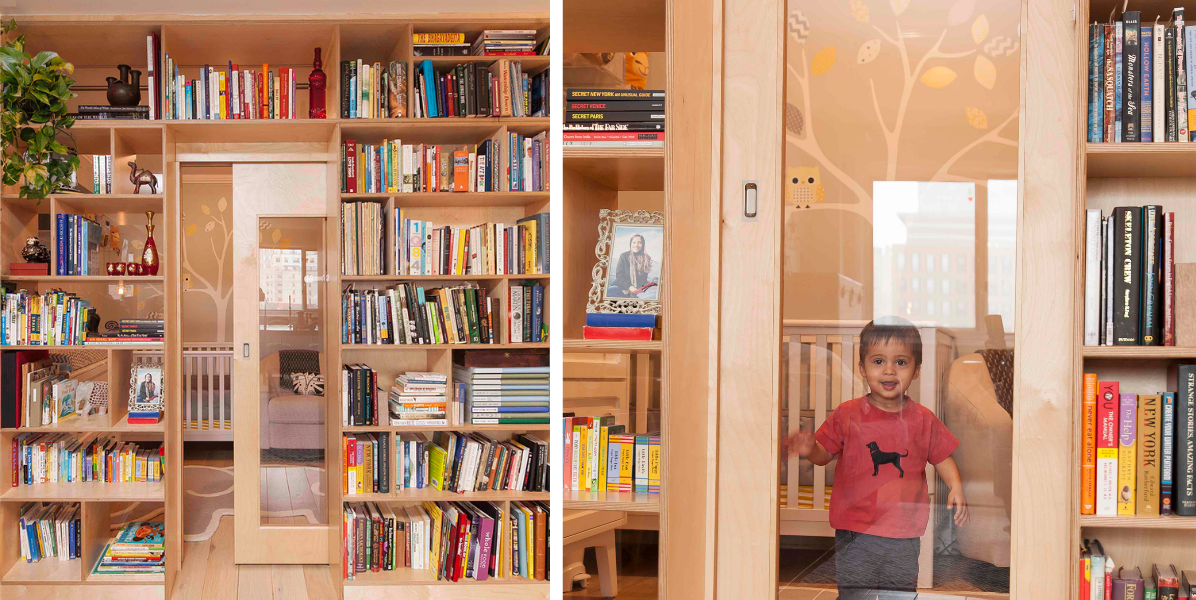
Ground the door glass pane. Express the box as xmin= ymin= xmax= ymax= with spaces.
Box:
xmin=782 ymin=0 xmax=1018 ymax=595
xmin=259 ymin=217 xmax=327 ymax=526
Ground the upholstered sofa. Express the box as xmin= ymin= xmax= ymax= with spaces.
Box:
xmin=259 ymin=351 xmax=326 ymax=451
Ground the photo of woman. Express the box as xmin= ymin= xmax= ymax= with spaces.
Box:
xmin=604 ymin=224 xmax=663 ymax=301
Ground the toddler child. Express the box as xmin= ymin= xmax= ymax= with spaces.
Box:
xmin=787 ymin=317 xmax=969 ymax=598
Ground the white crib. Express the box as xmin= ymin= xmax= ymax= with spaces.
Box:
xmin=134 ymin=343 xmax=234 ymax=441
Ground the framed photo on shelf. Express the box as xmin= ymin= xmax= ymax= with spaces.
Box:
xmin=128 ymin=364 xmax=164 ymax=413
xmin=587 ymin=209 xmax=664 ymax=315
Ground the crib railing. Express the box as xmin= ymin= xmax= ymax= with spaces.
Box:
xmin=134 ymin=343 xmax=234 ymax=441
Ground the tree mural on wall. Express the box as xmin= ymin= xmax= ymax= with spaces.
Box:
xmin=182 ymin=196 xmax=232 ymax=340
xmin=785 ymin=0 xmax=1020 ymax=217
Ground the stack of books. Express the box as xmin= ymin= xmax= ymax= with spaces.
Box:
xmin=91 ymin=155 xmax=113 ymax=194
xmin=563 ymin=415 xmax=661 ymax=494
xmin=0 ymin=289 xmax=95 ymax=346
xmin=161 ymin=57 xmax=298 ymax=120
xmin=18 ymin=502 xmax=80 ymax=563
xmin=413 ymin=33 xmax=470 ymax=57
xmin=88 ymin=319 xmax=165 ymax=346
xmin=1083 ymin=206 xmax=1176 ymax=346
xmin=583 ymin=312 xmax=658 ymax=341
xmin=564 ymin=88 xmax=665 ymax=148
xmin=396 ymin=430 xmax=547 ymax=493
xmin=69 ymin=105 xmax=149 ymax=121
xmin=91 ymin=521 xmax=165 ymax=576
xmin=453 ymin=364 xmax=548 ymax=425
xmin=342 ymin=500 xmax=547 ymax=581
xmin=339 ymin=60 xmax=407 ymax=118
xmin=54 ymin=214 xmax=104 ymax=276
xmin=471 ymin=30 xmax=538 ymax=56
xmin=340 ymin=200 xmax=387 ymax=276
xmin=1080 ymin=540 xmax=1195 ymax=599
xmin=389 ymin=372 xmax=448 ymax=426
xmin=341 ymin=432 xmax=390 ymax=495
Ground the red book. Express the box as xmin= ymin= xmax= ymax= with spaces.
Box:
xmin=9 ymin=263 xmax=49 ymax=275
xmin=281 ymin=69 xmax=289 ymax=119
xmin=345 ymin=139 xmax=357 ymax=193
xmin=453 ymin=510 xmax=469 ymax=581
xmin=127 ymin=417 xmax=161 ymax=424
xmin=1096 ymin=380 xmax=1119 ymax=515
xmin=1165 ymin=211 xmax=1176 ymax=346
xmin=563 ymin=417 xmax=574 ymax=491
xmin=583 ymin=326 xmax=654 ymax=341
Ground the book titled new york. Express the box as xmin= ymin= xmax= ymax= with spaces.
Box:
xmin=1137 ymin=394 xmax=1161 ymax=514
xmin=1168 ymin=364 xmax=1196 ymax=515
xmin=1113 ymin=207 xmax=1142 ymax=345
xmin=1123 ymin=12 xmax=1142 ymax=142
xmin=1141 ymin=205 xmax=1163 ymax=345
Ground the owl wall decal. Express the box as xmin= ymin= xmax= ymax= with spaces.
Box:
xmin=785 ymin=166 xmax=826 ymax=209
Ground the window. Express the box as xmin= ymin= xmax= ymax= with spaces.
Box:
xmin=942 ymin=254 xmax=950 ymax=272
xmin=899 ymin=278 xmax=907 ymax=293
xmin=958 ymin=254 xmax=967 ymax=272
xmin=912 ymin=278 xmax=920 ymax=293
xmin=912 ymin=252 xmax=920 ymax=271
xmin=943 ymin=301 xmax=951 ymax=317
xmin=897 ymin=253 xmax=906 ymax=269
xmin=926 ymin=253 xmax=935 ymax=272
xmin=926 ymin=300 xmax=935 ymax=315
xmin=942 ymin=279 xmax=950 ymax=295
xmin=927 ymin=278 xmax=935 ymax=295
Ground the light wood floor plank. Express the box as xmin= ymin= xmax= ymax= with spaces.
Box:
xmin=237 ymin=564 xmax=273 ymax=600
xmin=199 ymin=516 xmax=238 ymax=600
xmin=303 ymin=564 xmax=340 ymax=600
xmin=271 ymin=564 xmax=311 ymax=600
xmin=172 ymin=527 xmax=212 ymax=600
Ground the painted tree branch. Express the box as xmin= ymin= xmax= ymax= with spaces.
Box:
xmin=932 ymin=110 xmax=1019 ymax=181
xmin=787 ymin=54 xmax=871 ymax=205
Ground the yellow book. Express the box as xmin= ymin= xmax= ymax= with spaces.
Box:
xmin=1137 ymin=395 xmax=1161 ymax=515
xmin=648 ymin=436 xmax=661 ymax=493
xmin=598 ymin=425 xmax=611 ymax=492
xmin=619 ymin=436 xmax=635 ymax=492
xmin=1118 ymin=394 xmax=1137 ymax=515
xmin=218 ymin=72 xmax=227 ymax=119
xmin=362 ymin=436 xmax=374 ymax=494
xmin=421 ymin=501 xmax=442 ymax=576
xmin=577 ymin=422 xmax=589 ymax=491
xmin=524 ymin=221 xmax=536 ymax=274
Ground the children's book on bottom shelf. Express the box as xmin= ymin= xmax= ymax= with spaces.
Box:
xmin=91 ymin=521 xmax=165 ymax=575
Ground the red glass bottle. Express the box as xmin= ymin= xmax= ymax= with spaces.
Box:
xmin=142 ymin=211 xmax=159 ymax=276
xmin=309 ymin=48 xmax=327 ymax=119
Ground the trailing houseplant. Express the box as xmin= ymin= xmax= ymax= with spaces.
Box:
xmin=0 ymin=19 xmax=79 ymax=199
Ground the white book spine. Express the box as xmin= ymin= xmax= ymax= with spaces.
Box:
xmin=509 ymin=284 xmax=524 ymax=343
xmin=1084 ymin=209 xmax=1102 ymax=346
xmin=146 ymin=36 xmax=156 ymax=119
xmin=1156 ymin=24 xmax=1166 ymax=141
xmin=1096 ymin=446 xmax=1118 ymax=515
xmin=1099 ymin=216 xmax=1108 ymax=345
xmin=496 ymin=223 xmax=506 ymax=275
xmin=1104 ymin=216 xmax=1115 ymax=345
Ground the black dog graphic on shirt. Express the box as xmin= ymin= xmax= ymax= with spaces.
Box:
xmin=865 ymin=441 xmax=908 ymax=478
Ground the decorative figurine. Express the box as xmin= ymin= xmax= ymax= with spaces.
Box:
xmin=21 ymin=238 xmax=50 ymax=263
xmin=129 ymin=161 xmax=157 ymax=194
xmin=309 ymin=48 xmax=327 ymax=119
xmin=106 ymin=64 xmax=142 ymax=107
xmin=142 ymin=211 xmax=159 ymax=276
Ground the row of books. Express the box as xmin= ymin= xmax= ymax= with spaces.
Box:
xmin=394 ymin=212 xmax=549 ymax=276
xmin=341 ymin=284 xmax=501 ymax=346
xmin=507 ymin=283 xmax=546 ymax=345
xmin=1087 ymin=10 xmax=1196 ymax=143
xmin=18 ymin=502 xmax=80 ymax=563
xmin=1081 ymin=541 xmax=1192 ymax=599
xmin=340 ymin=60 xmax=407 ymax=119
xmin=0 ymin=290 xmax=95 ymax=347
xmin=413 ymin=60 xmax=546 ymax=119
xmin=1084 ymin=206 xmax=1176 ymax=346
xmin=340 ymin=201 xmax=388 ymax=276
xmin=11 ymin=357 xmax=77 ymax=428
xmin=411 ymin=30 xmax=545 ymax=57
xmin=342 ymin=137 xmax=548 ymax=194
xmin=92 ymin=521 xmax=164 ymax=575
xmin=14 ymin=434 xmax=164 ymax=487
xmin=390 ymin=372 xmax=449 ymax=426
xmin=453 ymin=364 xmax=549 ymax=426
xmin=55 ymin=213 xmax=104 ymax=277
xmin=90 ymin=155 xmax=113 ymax=193
xmin=342 ymin=367 xmax=448 ymax=427
xmin=163 ymin=58 xmax=299 ymax=120
xmin=342 ymin=500 xmax=546 ymax=581
xmin=343 ymin=433 xmax=391 ymax=495
xmin=393 ymin=431 xmax=549 ymax=493
xmin=563 ymin=415 xmax=661 ymax=493
xmin=582 ymin=312 xmax=659 ymax=341
xmin=564 ymin=88 xmax=665 ymax=148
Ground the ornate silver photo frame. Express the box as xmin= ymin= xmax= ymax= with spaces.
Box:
xmin=587 ymin=209 xmax=665 ymax=315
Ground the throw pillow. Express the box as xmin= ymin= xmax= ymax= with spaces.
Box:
xmin=291 ymin=372 xmax=325 ymax=396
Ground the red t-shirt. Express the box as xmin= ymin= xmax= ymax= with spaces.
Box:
xmin=815 ymin=395 xmax=959 ymax=539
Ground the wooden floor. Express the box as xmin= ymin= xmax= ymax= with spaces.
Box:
xmin=170 ymin=515 xmax=339 ymax=600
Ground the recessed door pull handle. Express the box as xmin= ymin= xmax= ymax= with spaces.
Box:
xmin=743 ymin=181 xmax=759 ymax=220
xmin=243 ymin=343 xmax=250 ymax=358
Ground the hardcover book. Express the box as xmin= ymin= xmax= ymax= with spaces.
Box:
xmin=1118 ymin=393 xmax=1137 ymax=514
xmin=1168 ymin=364 xmax=1196 ymax=515
xmin=1142 ymin=205 xmax=1163 ymax=345
xmin=1137 ymin=394 xmax=1161 ymax=514
xmin=1123 ymin=12 xmax=1141 ymax=142
xmin=1097 ymin=380 xmax=1120 ymax=515
xmin=1163 ymin=392 xmax=1176 ymax=514
xmin=1113 ymin=207 xmax=1142 ymax=345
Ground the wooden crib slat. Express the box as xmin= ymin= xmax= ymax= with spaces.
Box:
xmin=184 ymin=355 xmax=193 ymax=430
xmin=219 ymin=352 xmax=229 ymax=429
xmin=812 ymin=335 xmax=827 ymax=513
xmin=786 ymin=335 xmax=801 ymax=509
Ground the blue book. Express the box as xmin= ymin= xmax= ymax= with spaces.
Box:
xmin=420 ymin=61 xmax=438 ymax=117
xmin=1142 ymin=26 xmax=1153 ymax=142
xmin=514 ymin=507 xmax=528 ymax=577
xmin=586 ymin=313 xmax=658 ymax=328
xmin=1115 ymin=21 xmax=1123 ymax=142
xmin=56 ymin=213 xmax=66 ymax=276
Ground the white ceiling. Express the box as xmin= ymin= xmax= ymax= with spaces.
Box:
xmin=1 ymin=0 xmax=548 ymax=15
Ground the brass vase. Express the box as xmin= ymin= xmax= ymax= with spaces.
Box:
xmin=142 ymin=211 xmax=159 ymax=276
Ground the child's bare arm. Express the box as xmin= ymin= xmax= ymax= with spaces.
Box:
xmin=784 ymin=430 xmax=834 ymax=466
xmin=934 ymin=456 xmax=969 ymax=526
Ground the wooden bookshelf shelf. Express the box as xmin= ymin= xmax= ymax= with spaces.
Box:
xmin=343 ymin=490 xmax=549 ymax=503
xmin=339 ymin=191 xmax=549 ymax=207
xmin=563 ymin=146 xmax=664 ymax=191
xmin=51 ymin=194 xmax=165 ymax=214
xmin=562 ymin=339 xmax=663 ymax=353
xmin=1 ymin=275 xmax=165 ymax=283
xmin=0 ymin=344 xmax=163 ymax=351
xmin=563 ymin=491 xmax=661 ymax=513
xmin=342 ymin=424 xmax=550 ymax=433
xmin=1 ymin=413 xmax=164 ymax=434
xmin=0 ymin=481 xmax=165 ymax=503
xmin=1082 ymin=346 xmax=1196 ymax=358
xmin=344 ymin=567 xmax=547 ymax=586
xmin=341 ymin=343 xmax=548 ymax=351
xmin=86 ymin=571 xmax=166 ymax=584
xmin=2 ymin=556 xmax=83 ymax=583
xmin=563 ymin=0 xmax=666 ymax=53
xmin=1086 ymin=142 xmax=1196 ymax=178
xmin=338 ymin=117 xmax=549 ymax=142
xmin=342 ymin=274 xmax=549 ymax=283
xmin=1080 ymin=515 xmax=1196 ymax=529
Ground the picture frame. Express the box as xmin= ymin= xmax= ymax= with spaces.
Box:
xmin=587 ymin=209 xmax=665 ymax=315
xmin=128 ymin=364 xmax=164 ymax=413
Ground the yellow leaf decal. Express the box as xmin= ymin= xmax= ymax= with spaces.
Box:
xmin=218 ymin=197 xmax=228 ymax=212
xmin=974 ymin=55 xmax=996 ymax=90
xmin=920 ymin=66 xmax=957 ymax=88
xmin=137 ymin=301 xmax=146 ymax=311
xmin=279 ymin=238 xmax=292 ymax=250
xmin=272 ymin=229 xmax=282 ymax=243
xmin=186 ymin=223 xmax=197 ymax=236
xmin=858 ymin=39 xmax=882 ymax=64
xmin=972 ymin=15 xmax=990 ymax=44
xmin=201 ymin=204 xmax=210 ymax=215
xmin=890 ymin=0 xmax=908 ymax=15
xmin=812 ymin=46 xmax=837 ymax=76
xmin=965 ymin=107 xmax=989 ymax=129
xmin=850 ymin=0 xmax=869 ymax=22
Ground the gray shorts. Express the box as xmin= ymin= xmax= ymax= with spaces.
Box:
xmin=833 ymin=529 xmax=920 ymax=600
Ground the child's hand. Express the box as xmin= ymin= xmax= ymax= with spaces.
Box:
xmin=947 ymin=486 xmax=969 ymax=527
xmin=785 ymin=430 xmax=816 ymax=459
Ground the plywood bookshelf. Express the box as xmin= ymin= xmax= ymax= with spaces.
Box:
xmin=2 ymin=12 xmax=549 ymax=600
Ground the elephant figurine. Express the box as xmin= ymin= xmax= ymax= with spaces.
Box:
xmin=129 ymin=161 xmax=157 ymax=194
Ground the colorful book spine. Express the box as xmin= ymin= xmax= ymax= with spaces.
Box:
xmin=1118 ymin=393 xmax=1137 ymax=514
xmin=1163 ymin=392 xmax=1176 ymax=515
xmin=1083 ymin=373 xmax=1098 ymax=514
xmin=1097 ymin=380 xmax=1120 ymax=515
xmin=1137 ymin=394 xmax=1161 ymax=514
